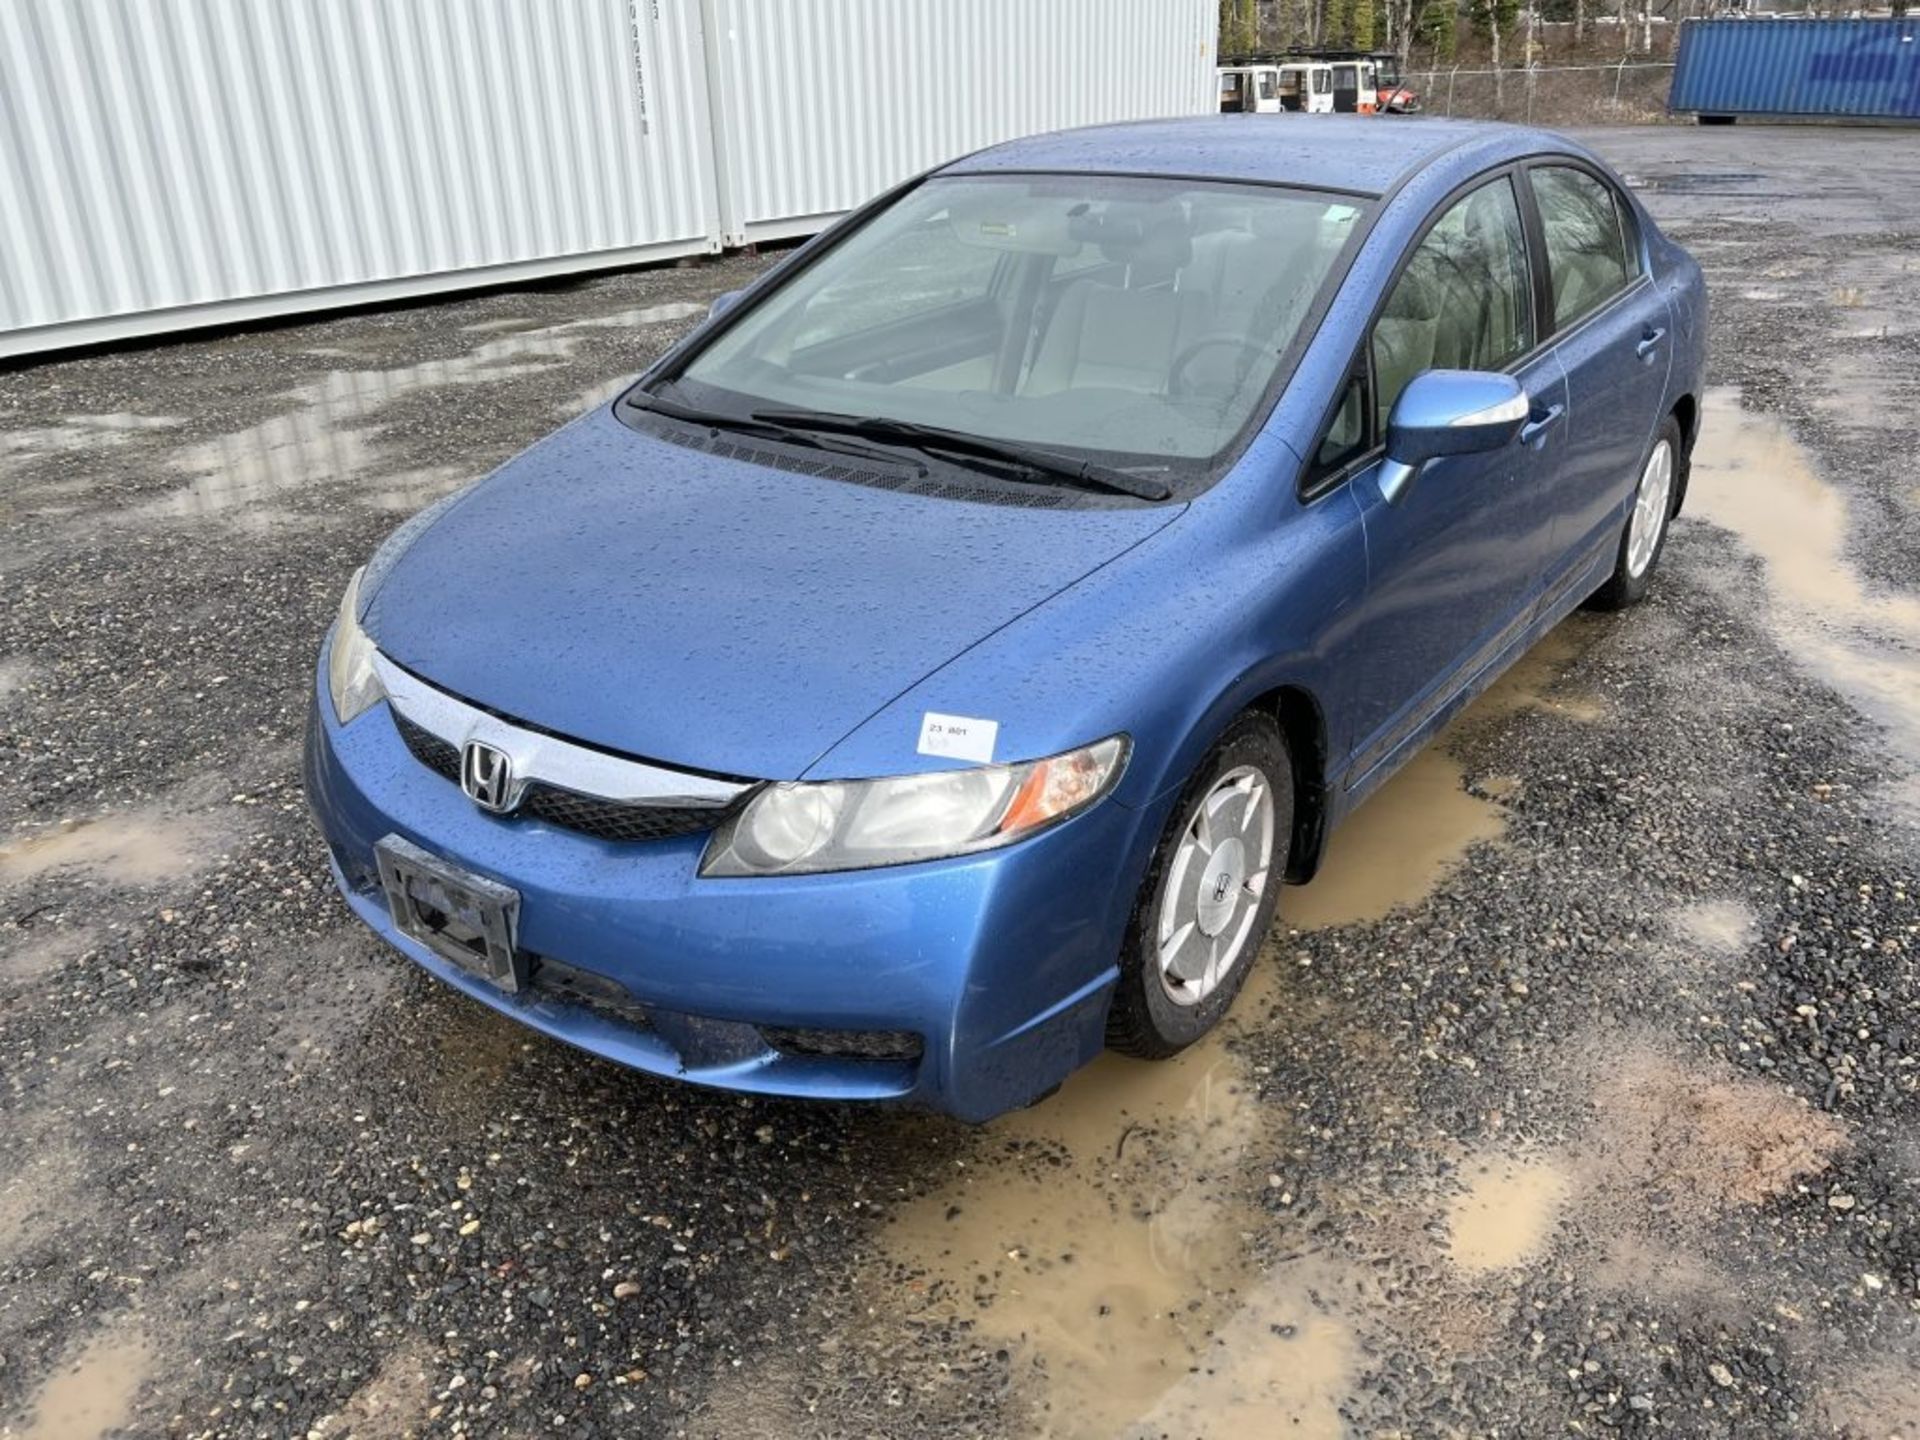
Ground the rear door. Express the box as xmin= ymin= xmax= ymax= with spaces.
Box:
xmin=1523 ymin=163 xmax=1674 ymax=600
xmin=1326 ymin=172 xmax=1570 ymax=788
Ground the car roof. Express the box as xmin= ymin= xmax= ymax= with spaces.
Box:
xmin=941 ymin=116 xmax=1561 ymax=200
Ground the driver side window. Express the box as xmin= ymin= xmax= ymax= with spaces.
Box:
xmin=1369 ymin=176 xmax=1534 ymax=432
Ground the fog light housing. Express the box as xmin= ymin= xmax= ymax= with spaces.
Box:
xmin=758 ymin=1026 xmax=924 ymax=1061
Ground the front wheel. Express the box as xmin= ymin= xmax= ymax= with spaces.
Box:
xmin=1107 ymin=711 xmax=1291 ymax=1058
xmin=1588 ymin=415 xmax=1685 ymax=612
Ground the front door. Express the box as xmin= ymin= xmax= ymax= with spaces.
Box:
xmin=1333 ymin=173 xmax=1569 ymax=789
xmin=1525 ymin=164 xmax=1674 ymax=596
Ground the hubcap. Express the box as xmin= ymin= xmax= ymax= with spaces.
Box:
xmin=1626 ymin=439 xmax=1673 ymax=579
xmin=1156 ymin=765 xmax=1276 ymax=1008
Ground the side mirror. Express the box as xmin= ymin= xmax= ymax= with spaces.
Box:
xmin=707 ymin=289 xmax=747 ymax=322
xmin=1379 ymin=370 xmax=1529 ymax=504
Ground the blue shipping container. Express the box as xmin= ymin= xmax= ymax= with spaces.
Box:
xmin=1670 ymin=17 xmax=1920 ymax=120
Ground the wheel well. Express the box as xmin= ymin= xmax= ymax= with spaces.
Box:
xmin=1259 ymin=685 xmax=1329 ymax=884
xmin=1672 ymin=394 xmax=1697 ymax=453
xmin=1669 ymin=393 xmax=1697 ymax=514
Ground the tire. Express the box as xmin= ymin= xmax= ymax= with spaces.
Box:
xmin=1587 ymin=414 xmax=1686 ymax=613
xmin=1106 ymin=710 xmax=1292 ymax=1059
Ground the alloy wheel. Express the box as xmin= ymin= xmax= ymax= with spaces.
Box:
xmin=1155 ymin=765 xmax=1276 ymax=1007
xmin=1626 ymin=438 xmax=1674 ymax=579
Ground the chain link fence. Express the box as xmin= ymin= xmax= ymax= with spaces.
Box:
xmin=1405 ymin=62 xmax=1677 ymax=125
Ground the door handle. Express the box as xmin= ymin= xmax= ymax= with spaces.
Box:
xmin=1635 ymin=327 xmax=1667 ymax=361
xmin=1519 ymin=403 xmax=1564 ymax=446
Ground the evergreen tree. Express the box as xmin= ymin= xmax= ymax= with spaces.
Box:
xmin=1219 ymin=0 xmax=1258 ymax=54
xmin=1352 ymin=0 xmax=1377 ymax=48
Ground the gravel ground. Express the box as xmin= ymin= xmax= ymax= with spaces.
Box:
xmin=1 ymin=126 xmax=1916 ymax=1440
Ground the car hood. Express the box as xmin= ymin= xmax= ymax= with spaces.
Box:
xmin=362 ymin=407 xmax=1181 ymax=779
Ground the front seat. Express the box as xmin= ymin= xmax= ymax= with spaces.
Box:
xmin=1371 ymin=256 xmax=1442 ymax=422
xmin=1024 ymin=217 xmax=1206 ymax=396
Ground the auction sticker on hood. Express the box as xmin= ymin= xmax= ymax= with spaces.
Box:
xmin=918 ymin=712 xmax=998 ymax=765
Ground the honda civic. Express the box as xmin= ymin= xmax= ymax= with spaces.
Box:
xmin=304 ymin=117 xmax=1705 ymax=1121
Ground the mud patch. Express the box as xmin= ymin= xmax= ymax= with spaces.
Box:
xmin=310 ymin=1340 xmax=438 ymax=1439
xmin=0 ymin=924 xmax=100 ymax=987
xmin=0 ymin=808 xmax=229 ymax=889
xmin=1817 ymin=1353 xmax=1920 ymax=1440
xmin=1444 ymin=1156 xmax=1571 ymax=1273
xmin=0 ymin=1141 xmax=87 ymax=1263
xmin=1474 ymin=620 xmax=1610 ymax=725
xmin=1583 ymin=1043 xmax=1846 ymax=1209
xmin=9 ymin=1323 xmax=156 ymax=1440
xmin=1673 ymin=897 xmax=1759 ymax=956
xmin=0 ymin=656 xmax=32 ymax=706
xmin=263 ymin=932 xmax=404 ymax=1061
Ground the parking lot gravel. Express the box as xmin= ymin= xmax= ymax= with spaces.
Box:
xmin=1 ymin=126 xmax=1916 ymax=1439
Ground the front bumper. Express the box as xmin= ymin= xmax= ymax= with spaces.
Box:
xmin=301 ymin=654 xmax=1158 ymax=1121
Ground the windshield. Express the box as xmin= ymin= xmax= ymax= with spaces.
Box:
xmin=672 ymin=174 xmax=1362 ymax=475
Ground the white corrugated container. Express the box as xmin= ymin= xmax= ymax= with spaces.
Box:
xmin=699 ymin=0 xmax=1219 ymax=245
xmin=0 ymin=0 xmax=719 ymax=357
xmin=0 ymin=0 xmax=1217 ymax=357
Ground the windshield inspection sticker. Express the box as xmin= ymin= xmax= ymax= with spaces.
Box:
xmin=918 ymin=712 xmax=998 ymax=765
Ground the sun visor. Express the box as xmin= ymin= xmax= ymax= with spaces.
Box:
xmin=945 ymin=197 xmax=1082 ymax=257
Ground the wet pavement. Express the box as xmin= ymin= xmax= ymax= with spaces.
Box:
xmin=2 ymin=125 xmax=1918 ymax=1438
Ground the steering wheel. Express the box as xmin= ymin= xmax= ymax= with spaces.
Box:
xmin=1167 ymin=334 xmax=1271 ymax=398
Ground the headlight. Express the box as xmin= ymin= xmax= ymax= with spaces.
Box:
xmin=701 ymin=736 xmax=1128 ymax=877
xmin=325 ymin=568 xmax=386 ymax=725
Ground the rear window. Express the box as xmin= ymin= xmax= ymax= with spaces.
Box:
xmin=1531 ymin=166 xmax=1636 ymax=331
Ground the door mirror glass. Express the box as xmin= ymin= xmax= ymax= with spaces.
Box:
xmin=708 ymin=289 xmax=747 ymax=321
xmin=1379 ymin=370 xmax=1528 ymax=503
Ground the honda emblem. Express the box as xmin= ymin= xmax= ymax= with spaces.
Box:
xmin=461 ymin=740 xmax=517 ymax=814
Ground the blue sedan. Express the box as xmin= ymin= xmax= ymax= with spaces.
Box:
xmin=304 ymin=117 xmax=1705 ymax=1121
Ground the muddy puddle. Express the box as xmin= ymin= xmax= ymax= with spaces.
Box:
xmin=1285 ymin=749 xmax=1508 ymax=931
xmin=1688 ymin=388 xmax=1920 ymax=821
xmin=1444 ymin=1157 xmax=1570 ymax=1273
xmin=878 ymin=649 xmax=1580 ymax=1435
xmin=0 ymin=808 xmax=228 ymax=889
xmin=9 ymin=1324 xmax=155 ymax=1440
xmin=142 ymin=301 xmax=707 ymax=522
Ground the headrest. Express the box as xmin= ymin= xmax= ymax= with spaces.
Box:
xmin=1071 ymin=203 xmax=1193 ymax=271
xmin=1380 ymin=258 xmax=1442 ymax=323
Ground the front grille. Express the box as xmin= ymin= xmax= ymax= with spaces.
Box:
xmin=758 ymin=1026 xmax=925 ymax=1062
xmin=396 ymin=714 xmax=462 ymax=783
xmin=394 ymin=713 xmax=741 ymax=845
xmin=519 ymin=784 xmax=727 ymax=843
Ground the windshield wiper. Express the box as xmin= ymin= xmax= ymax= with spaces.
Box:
xmin=748 ymin=408 xmax=1173 ymax=502
xmin=627 ymin=388 xmax=926 ymax=472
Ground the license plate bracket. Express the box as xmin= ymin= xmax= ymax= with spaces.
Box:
xmin=375 ymin=834 xmax=526 ymax=993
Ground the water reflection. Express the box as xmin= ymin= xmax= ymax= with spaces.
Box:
xmin=144 ymin=301 xmax=709 ymax=522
